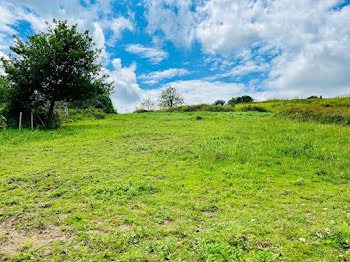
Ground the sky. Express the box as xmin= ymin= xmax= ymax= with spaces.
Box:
xmin=0 ymin=0 xmax=350 ymax=113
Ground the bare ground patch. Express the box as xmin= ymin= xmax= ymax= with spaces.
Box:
xmin=0 ymin=217 xmax=72 ymax=259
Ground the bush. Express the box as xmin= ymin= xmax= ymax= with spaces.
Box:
xmin=278 ymin=104 xmax=350 ymax=125
xmin=0 ymin=114 xmax=7 ymax=130
xmin=70 ymin=94 xmax=116 ymax=114
xmin=134 ymin=109 xmax=154 ymax=113
xmin=227 ymin=96 xmax=254 ymax=106
xmin=213 ymin=100 xmax=225 ymax=106
xmin=238 ymin=105 xmax=269 ymax=112
xmin=65 ymin=108 xmax=107 ymax=121
xmin=159 ymin=104 xmax=235 ymax=112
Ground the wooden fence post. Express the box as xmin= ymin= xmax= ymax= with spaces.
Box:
xmin=31 ymin=111 xmax=34 ymax=131
xmin=19 ymin=112 xmax=22 ymax=131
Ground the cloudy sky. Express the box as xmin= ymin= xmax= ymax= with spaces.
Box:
xmin=0 ymin=0 xmax=350 ymax=112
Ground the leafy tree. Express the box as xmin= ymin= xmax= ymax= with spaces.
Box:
xmin=0 ymin=75 xmax=9 ymax=104
xmin=1 ymin=20 xmax=112 ymax=128
xmin=140 ymin=97 xmax=156 ymax=110
xmin=307 ymin=96 xmax=322 ymax=99
xmin=70 ymin=94 xmax=116 ymax=114
xmin=158 ymin=87 xmax=184 ymax=108
xmin=227 ymin=95 xmax=253 ymax=106
xmin=213 ymin=100 xmax=225 ymax=106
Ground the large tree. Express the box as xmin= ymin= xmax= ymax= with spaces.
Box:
xmin=1 ymin=20 xmax=112 ymax=128
xmin=158 ymin=87 xmax=184 ymax=109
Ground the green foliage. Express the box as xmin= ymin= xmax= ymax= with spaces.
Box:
xmin=1 ymin=19 xmax=112 ymax=128
xmin=158 ymin=87 xmax=184 ymax=108
xmin=70 ymin=94 xmax=116 ymax=114
xmin=139 ymin=97 xmax=156 ymax=110
xmin=0 ymin=75 xmax=9 ymax=103
xmin=213 ymin=100 xmax=226 ymax=106
xmin=278 ymin=104 xmax=350 ymax=125
xmin=134 ymin=108 xmax=154 ymax=113
xmin=0 ymin=114 xmax=6 ymax=129
xmin=0 ymin=112 xmax=349 ymax=260
xmin=235 ymin=96 xmax=350 ymax=113
xmin=64 ymin=107 xmax=106 ymax=121
xmin=239 ymin=105 xmax=269 ymax=112
xmin=227 ymin=95 xmax=254 ymax=106
xmin=158 ymin=104 xmax=235 ymax=112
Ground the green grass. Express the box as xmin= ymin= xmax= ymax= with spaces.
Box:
xmin=235 ymin=97 xmax=350 ymax=113
xmin=0 ymin=112 xmax=349 ymax=261
xmin=278 ymin=104 xmax=350 ymax=126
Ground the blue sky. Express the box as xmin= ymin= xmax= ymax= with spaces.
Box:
xmin=0 ymin=0 xmax=350 ymax=112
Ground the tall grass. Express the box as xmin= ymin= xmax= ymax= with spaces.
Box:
xmin=135 ymin=104 xmax=269 ymax=113
xmin=278 ymin=104 xmax=350 ymax=125
xmin=159 ymin=104 xmax=235 ymax=112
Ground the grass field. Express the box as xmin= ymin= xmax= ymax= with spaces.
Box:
xmin=235 ymin=97 xmax=350 ymax=113
xmin=0 ymin=112 xmax=349 ymax=261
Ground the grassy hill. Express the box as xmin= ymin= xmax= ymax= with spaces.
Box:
xmin=235 ymin=97 xmax=350 ymax=112
xmin=0 ymin=112 xmax=349 ymax=261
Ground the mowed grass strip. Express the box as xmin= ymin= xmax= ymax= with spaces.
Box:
xmin=0 ymin=112 xmax=349 ymax=261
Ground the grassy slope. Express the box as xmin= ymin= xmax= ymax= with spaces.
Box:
xmin=235 ymin=97 xmax=350 ymax=112
xmin=0 ymin=112 xmax=349 ymax=261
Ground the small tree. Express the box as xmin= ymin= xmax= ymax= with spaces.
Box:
xmin=158 ymin=87 xmax=184 ymax=109
xmin=1 ymin=20 xmax=112 ymax=128
xmin=213 ymin=100 xmax=225 ymax=106
xmin=140 ymin=97 xmax=156 ymax=110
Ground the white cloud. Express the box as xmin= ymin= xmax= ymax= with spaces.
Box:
xmin=204 ymin=61 xmax=269 ymax=81
xmin=0 ymin=0 xmax=132 ymax=64
xmin=140 ymin=68 xmax=190 ymax=84
xmin=145 ymin=80 xmax=246 ymax=106
xmin=144 ymin=0 xmax=196 ymax=47
xmin=195 ymin=0 xmax=350 ymax=97
xmin=143 ymin=0 xmax=350 ymax=97
xmin=125 ymin=44 xmax=169 ymax=64
xmin=108 ymin=58 xmax=145 ymax=113
xmin=108 ymin=17 xmax=134 ymax=44
xmin=107 ymin=59 xmax=249 ymax=113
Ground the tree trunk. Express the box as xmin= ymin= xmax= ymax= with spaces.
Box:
xmin=47 ymin=100 xmax=55 ymax=128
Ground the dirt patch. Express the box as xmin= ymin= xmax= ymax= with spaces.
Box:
xmin=117 ymin=224 xmax=133 ymax=231
xmin=0 ymin=217 xmax=72 ymax=258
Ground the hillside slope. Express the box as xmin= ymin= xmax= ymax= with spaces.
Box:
xmin=0 ymin=112 xmax=349 ymax=261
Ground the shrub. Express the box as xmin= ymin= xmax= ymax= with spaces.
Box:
xmin=238 ymin=105 xmax=269 ymax=112
xmin=70 ymin=94 xmax=116 ymax=114
xmin=65 ymin=108 xmax=107 ymax=121
xmin=134 ymin=109 xmax=154 ymax=113
xmin=278 ymin=104 xmax=350 ymax=125
xmin=227 ymin=96 xmax=254 ymax=106
xmin=0 ymin=114 xmax=7 ymax=130
xmin=159 ymin=104 xmax=235 ymax=112
xmin=213 ymin=100 xmax=225 ymax=106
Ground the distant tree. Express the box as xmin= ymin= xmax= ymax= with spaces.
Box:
xmin=140 ymin=97 xmax=156 ymax=110
xmin=158 ymin=87 xmax=184 ymax=108
xmin=307 ymin=96 xmax=322 ymax=99
xmin=213 ymin=100 xmax=225 ymax=106
xmin=227 ymin=95 xmax=253 ymax=106
xmin=1 ymin=19 xmax=112 ymax=128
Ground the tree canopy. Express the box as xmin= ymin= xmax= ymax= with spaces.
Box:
xmin=213 ymin=100 xmax=225 ymax=106
xmin=1 ymin=20 xmax=112 ymax=128
xmin=227 ymin=95 xmax=254 ymax=106
xmin=158 ymin=87 xmax=184 ymax=108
